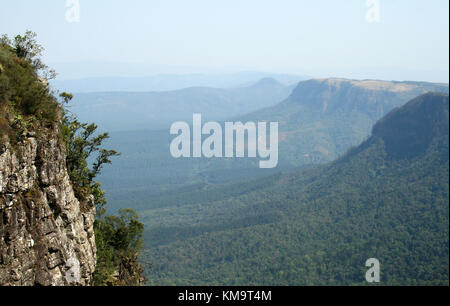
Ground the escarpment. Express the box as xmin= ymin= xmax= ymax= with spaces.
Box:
xmin=0 ymin=126 xmax=96 ymax=286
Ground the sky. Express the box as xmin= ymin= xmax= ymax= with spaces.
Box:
xmin=1 ymin=0 xmax=448 ymax=82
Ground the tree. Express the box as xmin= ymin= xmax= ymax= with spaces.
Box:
xmin=62 ymin=114 xmax=120 ymax=208
xmin=94 ymin=208 xmax=145 ymax=286
xmin=9 ymin=30 xmax=56 ymax=80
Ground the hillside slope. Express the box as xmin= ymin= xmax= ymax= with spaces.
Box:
xmin=143 ymin=92 xmax=449 ymax=285
xmin=98 ymin=79 xmax=449 ymax=212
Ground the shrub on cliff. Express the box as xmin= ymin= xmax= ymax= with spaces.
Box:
xmin=93 ymin=209 xmax=145 ymax=286
xmin=0 ymin=31 xmax=58 ymax=123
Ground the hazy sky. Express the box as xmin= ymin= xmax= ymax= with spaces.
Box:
xmin=1 ymin=0 xmax=448 ymax=82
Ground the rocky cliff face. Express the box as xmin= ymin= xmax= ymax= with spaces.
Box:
xmin=0 ymin=127 xmax=96 ymax=286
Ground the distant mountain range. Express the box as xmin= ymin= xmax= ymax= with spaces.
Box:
xmin=142 ymin=92 xmax=449 ymax=285
xmin=68 ymin=78 xmax=296 ymax=132
xmin=51 ymin=71 xmax=307 ymax=93
xmin=240 ymin=78 xmax=449 ymax=166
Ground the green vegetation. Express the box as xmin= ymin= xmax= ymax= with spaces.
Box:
xmin=140 ymin=93 xmax=449 ymax=285
xmin=88 ymin=80 xmax=448 ymax=286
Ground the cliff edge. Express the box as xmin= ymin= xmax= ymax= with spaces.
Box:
xmin=0 ymin=126 xmax=96 ymax=285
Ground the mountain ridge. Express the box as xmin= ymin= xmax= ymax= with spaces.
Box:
xmin=240 ymin=78 xmax=449 ymax=166
xmin=372 ymin=92 xmax=449 ymax=159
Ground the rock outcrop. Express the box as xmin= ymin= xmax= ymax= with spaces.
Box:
xmin=0 ymin=128 xmax=96 ymax=286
